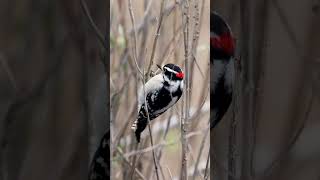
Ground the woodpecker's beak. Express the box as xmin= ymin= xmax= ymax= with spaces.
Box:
xmin=156 ymin=64 xmax=163 ymax=71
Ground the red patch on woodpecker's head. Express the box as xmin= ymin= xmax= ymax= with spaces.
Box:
xmin=176 ymin=72 xmax=184 ymax=79
xmin=210 ymin=33 xmax=235 ymax=55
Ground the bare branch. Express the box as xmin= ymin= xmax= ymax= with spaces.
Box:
xmin=146 ymin=0 xmax=167 ymax=79
xmin=128 ymin=0 xmax=143 ymax=76
xmin=259 ymin=83 xmax=314 ymax=179
xmin=192 ymin=127 xmax=209 ymax=179
xmin=181 ymin=0 xmax=190 ymax=178
xmin=142 ymin=50 xmax=160 ymax=180
xmin=165 ymin=166 xmax=174 ymax=180
xmin=0 ymin=54 xmax=18 ymax=93
xmin=116 ymin=147 xmax=147 ymax=180
xmin=122 ymin=129 xmax=207 ymax=158
xmin=80 ymin=0 xmax=107 ymax=50
xmin=127 ymin=0 xmax=183 ymax=37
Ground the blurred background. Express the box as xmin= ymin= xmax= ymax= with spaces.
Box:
xmin=109 ymin=0 xmax=210 ymax=180
xmin=212 ymin=0 xmax=320 ymax=180
xmin=0 ymin=0 xmax=108 ymax=180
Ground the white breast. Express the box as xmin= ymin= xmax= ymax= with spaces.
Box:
xmin=211 ymin=59 xmax=234 ymax=94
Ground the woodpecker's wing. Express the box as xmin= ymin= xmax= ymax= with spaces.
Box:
xmin=137 ymin=74 xmax=164 ymax=111
xmin=133 ymin=73 xmax=183 ymax=142
xmin=132 ymin=74 xmax=165 ymax=142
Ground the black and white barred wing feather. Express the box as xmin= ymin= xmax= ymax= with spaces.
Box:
xmin=131 ymin=74 xmax=164 ymax=131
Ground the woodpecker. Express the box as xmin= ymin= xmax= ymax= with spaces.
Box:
xmin=131 ymin=63 xmax=184 ymax=143
xmin=210 ymin=11 xmax=235 ymax=129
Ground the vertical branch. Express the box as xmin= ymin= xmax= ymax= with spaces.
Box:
xmin=192 ymin=127 xmax=209 ymax=180
xmin=190 ymin=0 xmax=209 ymax=179
xmin=142 ymin=67 xmax=160 ymax=180
xmin=190 ymin=0 xmax=202 ymax=80
xmin=181 ymin=0 xmax=190 ymax=179
xmin=204 ymin=150 xmax=210 ymax=180
xmin=240 ymin=0 xmax=268 ymax=179
xmin=0 ymin=55 xmax=18 ymax=180
xmin=116 ymin=147 xmax=147 ymax=180
xmin=228 ymin=62 xmax=239 ymax=180
xmin=128 ymin=0 xmax=143 ymax=76
xmin=239 ymin=0 xmax=254 ymax=179
xmin=258 ymin=4 xmax=320 ymax=179
xmin=146 ymin=0 xmax=166 ymax=78
xmin=80 ymin=0 xmax=107 ymax=51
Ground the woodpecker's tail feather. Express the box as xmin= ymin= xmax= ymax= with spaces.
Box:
xmin=132 ymin=117 xmax=148 ymax=143
xmin=135 ymin=131 xmax=141 ymax=143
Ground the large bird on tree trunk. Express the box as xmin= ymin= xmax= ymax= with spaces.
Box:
xmin=210 ymin=11 xmax=235 ymax=129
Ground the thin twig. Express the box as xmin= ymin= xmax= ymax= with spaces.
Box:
xmin=0 ymin=54 xmax=18 ymax=93
xmin=120 ymin=129 xmax=208 ymax=157
xmin=192 ymin=127 xmax=209 ymax=179
xmin=165 ymin=166 xmax=174 ymax=180
xmin=154 ymin=110 xmax=174 ymax=163
xmin=80 ymin=0 xmax=107 ymax=50
xmin=130 ymin=143 xmax=140 ymax=180
xmin=181 ymin=0 xmax=190 ymax=178
xmin=127 ymin=0 xmax=183 ymax=37
xmin=156 ymin=24 xmax=183 ymax=68
xmin=116 ymin=147 xmax=147 ymax=180
xmin=188 ymin=0 xmax=203 ymax=113
xmin=203 ymin=150 xmax=210 ymax=180
xmin=271 ymin=0 xmax=301 ymax=54
xmin=211 ymin=147 xmax=239 ymax=179
xmin=191 ymin=53 xmax=205 ymax=78
xmin=258 ymin=70 xmax=314 ymax=180
xmin=142 ymin=59 xmax=160 ymax=180
xmin=112 ymin=100 xmax=135 ymax=139
xmin=146 ymin=0 xmax=166 ymax=79
xmin=128 ymin=0 xmax=143 ymax=76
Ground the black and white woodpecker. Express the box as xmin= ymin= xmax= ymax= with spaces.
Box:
xmin=131 ymin=64 xmax=184 ymax=143
xmin=210 ymin=11 xmax=235 ymax=129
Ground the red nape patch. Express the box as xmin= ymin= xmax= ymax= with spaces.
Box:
xmin=176 ymin=72 xmax=184 ymax=79
xmin=210 ymin=33 xmax=235 ymax=55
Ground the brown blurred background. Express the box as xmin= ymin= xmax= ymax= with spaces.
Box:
xmin=212 ymin=0 xmax=320 ymax=180
xmin=1 ymin=0 xmax=320 ymax=180
xmin=0 ymin=0 xmax=108 ymax=180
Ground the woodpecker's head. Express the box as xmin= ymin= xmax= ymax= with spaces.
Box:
xmin=158 ymin=63 xmax=184 ymax=81
xmin=211 ymin=11 xmax=235 ymax=60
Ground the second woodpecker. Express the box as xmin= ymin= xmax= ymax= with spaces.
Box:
xmin=210 ymin=11 xmax=235 ymax=128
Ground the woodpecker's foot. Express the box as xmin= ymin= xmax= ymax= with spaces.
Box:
xmin=131 ymin=120 xmax=137 ymax=131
